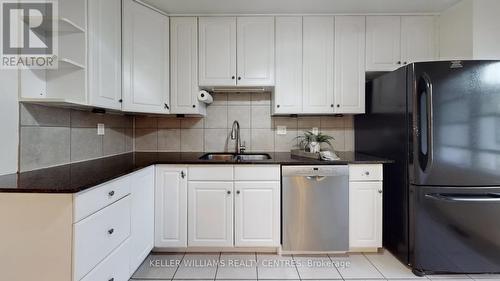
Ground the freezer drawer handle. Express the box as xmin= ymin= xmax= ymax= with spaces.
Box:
xmin=425 ymin=193 xmax=500 ymax=202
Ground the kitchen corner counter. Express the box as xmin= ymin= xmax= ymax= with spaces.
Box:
xmin=0 ymin=152 xmax=392 ymax=193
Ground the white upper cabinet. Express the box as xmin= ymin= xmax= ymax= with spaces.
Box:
xmin=366 ymin=16 xmax=402 ymax=71
xmin=401 ymin=16 xmax=437 ymax=64
xmin=236 ymin=17 xmax=275 ymax=86
xmin=334 ymin=16 xmax=366 ymax=114
xmin=170 ymin=17 xmax=206 ymax=115
xmin=188 ymin=181 xmax=234 ymax=247
xmin=234 ymin=181 xmax=280 ymax=247
xmin=122 ymin=0 xmax=170 ymax=114
xmin=88 ymin=0 xmax=122 ymax=110
xmin=302 ymin=16 xmax=335 ymax=114
xmin=198 ymin=16 xmax=275 ymax=87
xmin=199 ymin=17 xmax=237 ymax=86
xmin=155 ymin=166 xmax=188 ymax=248
xmin=274 ymin=16 xmax=303 ymax=114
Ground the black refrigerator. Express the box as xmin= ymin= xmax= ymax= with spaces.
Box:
xmin=355 ymin=60 xmax=500 ymax=275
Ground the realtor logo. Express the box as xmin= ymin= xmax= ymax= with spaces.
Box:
xmin=1 ymin=0 xmax=58 ymax=69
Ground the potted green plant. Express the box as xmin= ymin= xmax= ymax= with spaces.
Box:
xmin=296 ymin=131 xmax=335 ymax=153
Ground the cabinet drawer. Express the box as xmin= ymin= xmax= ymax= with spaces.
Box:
xmin=188 ymin=165 xmax=233 ymax=181
xmin=80 ymin=239 xmax=130 ymax=281
xmin=349 ymin=164 xmax=383 ymax=181
xmin=74 ymin=176 xmax=131 ymax=222
xmin=234 ymin=165 xmax=280 ymax=181
xmin=74 ymin=196 xmax=131 ymax=281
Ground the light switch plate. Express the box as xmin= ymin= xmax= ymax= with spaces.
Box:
xmin=312 ymin=127 xmax=319 ymax=135
xmin=277 ymin=126 xmax=287 ymax=135
xmin=97 ymin=123 xmax=105 ymax=135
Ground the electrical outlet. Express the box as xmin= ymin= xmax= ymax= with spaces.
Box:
xmin=97 ymin=123 xmax=105 ymax=135
xmin=312 ymin=127 xmax=319 ymax=135
xmin=277 ymin=126 xmax=287 ymax=135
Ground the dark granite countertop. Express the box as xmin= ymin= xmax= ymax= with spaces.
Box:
xmin=0 ymin=152 xmax=392 ymax=193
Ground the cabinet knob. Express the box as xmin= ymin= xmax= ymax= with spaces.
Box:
xmin=364 ymin=171 xmax=370 ymax=176
xmin=330 ymin=104 xmax=334 ymax=108
xmin=237 ymin=77 xmax=241 ymax=80
xmin=236 ymin=190 xmax=240 ymax=194
xmin=109 ymin=278 xmax=114 ymax=281
xmin=277 ymin=105 xmax=280 ymax=108
xmin=397 ymin=61 xmax=402 ymax=65
xmin=108 ymin=190 xmax=115 ymax=197
xmin=108 ymin=228 xmax=114 ymax=235
xmin=337 ymin=104 xmax=340 ymax=108
xmin=227 ymin=190 xmax=231 ymax=195
xmin=118 ymin=99 xmax=122 ymax=103
xmin=404 ymin=61 xmax=408 ymax=65
xmin=231 ymin=76 xmax=235 ymax=80
xmin=181 ymin=171 xmax=186 ymax=179
xmin=378 ymin=190 xmax=383 ymax=194
xmin=192 ymin=105 xmax=196 ymax=108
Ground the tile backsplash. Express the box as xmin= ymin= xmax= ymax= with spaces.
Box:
xmin=135 ymin=93 xmax=354 ymax=153
xmin=19 ymin=103 xmax=133 ymax=172
xmin=18 ymin=93 xmax=354 ymax=171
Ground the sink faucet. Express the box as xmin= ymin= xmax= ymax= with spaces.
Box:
xmin=230 ymin=120 xmax=246 ymax=154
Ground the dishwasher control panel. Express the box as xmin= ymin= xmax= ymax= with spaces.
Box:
xmin=282 ymin=165 xmax=348 ymax=177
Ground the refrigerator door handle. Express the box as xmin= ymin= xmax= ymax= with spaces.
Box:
xmin=425 ymin=193 xmax=500 ymax=202
xmin=424 ymin=73 xmax=434 ymax=173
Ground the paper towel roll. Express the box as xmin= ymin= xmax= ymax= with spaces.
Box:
xmin=197 ymin=90 xmax=213 ymax=104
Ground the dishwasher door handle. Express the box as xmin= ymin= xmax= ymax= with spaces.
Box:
xmin=305 ymin=176 xmax=327 ymax=181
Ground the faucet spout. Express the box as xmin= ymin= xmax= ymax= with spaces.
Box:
xmin=231 ymin=120 xmax=241 ymax=154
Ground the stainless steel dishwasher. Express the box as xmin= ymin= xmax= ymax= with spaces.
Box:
xmin=282 ymin=165 xmax=349 ymax=253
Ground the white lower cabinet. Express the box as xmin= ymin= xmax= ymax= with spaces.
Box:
xmin=155 ymin=166 xmax=188 ymax=247
xmin=154 ymin=165 xmax=280 ymax=249
xmin=349 ymin=164 xmax=383 ymax=250
xmin=81 ymin=240 xmax=130 ymax=281
xmin=129 ymin=167 xmax=155 ymax=275
xmin=73 ymin=167 xmax=155 ymax=281
xmin=188 ymin=181 xmax=234 ymax=247
xmin=234 ymin=181 xmax=280 ymax=247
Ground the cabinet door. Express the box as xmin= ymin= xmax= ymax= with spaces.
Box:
xmin=170 ymin=17 xmax=204 ymax=115
xmin=401 ymin=16 xmax=437 ymax=64
xmin=302 ymin=16 xmax=335 ymax=114
xmin=129 ymin=167 xmax=154 ymax=275
xmin=366 ymin=16 xmax=401 ymax=71
xmin=236 ymin=17 xmax=275 ymax=86
xmin=349 ymin=181 xmax=383 ymax=249
xmin=199 ymin=17 xmax=237 ymax=86
xmin=234 ymin=181 xmax=280 ymax=247
xmin=155 ymin=165 xmax=188 ymax=247
xmin=274 ymin=16 xmax=303 ymax=114
xmin=188 ymin=181 xmax=233 ymax=247
xmin=122 ymin=0 xmax=169 ymax=114
xmin=334 ymin=16 xmax=366 ymax=114
xmin=88 ymin=0 xmax=122 ymax=110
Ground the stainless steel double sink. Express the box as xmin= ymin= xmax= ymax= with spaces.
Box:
xmin=199 ymin=153 xmax=271 ymax=161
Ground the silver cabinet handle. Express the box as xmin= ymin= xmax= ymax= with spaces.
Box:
xmin=108 ymin=228 xmax=114 ymax=235
xmin=108 ymin=190 xmax=115 ymax=197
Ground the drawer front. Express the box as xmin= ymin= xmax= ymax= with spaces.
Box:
xmin=188 ymin=165 xmax=233 ymax=181
xmin=74 ymin=176 xmax=131 ymax=222
xmin=234 ymin=165 xmax=280 ymax=181
xmin=80 ymin=239 xmax=130 ymax=281
xmin=349 ymin=164 xmax=383 ymax=181
xmin=74 ymin=196 xmax=131 ymax=281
